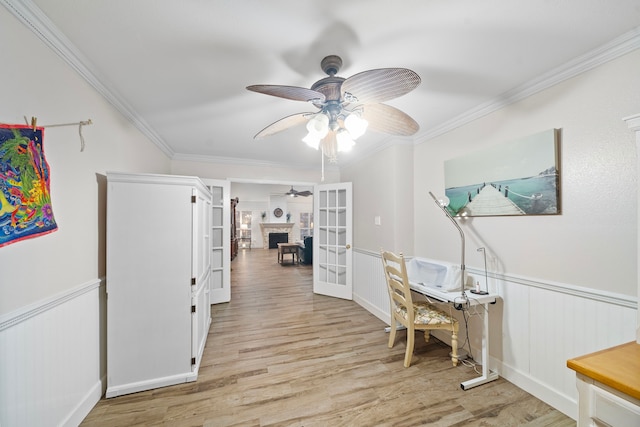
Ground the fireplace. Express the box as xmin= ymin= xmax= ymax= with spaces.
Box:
xmin=268 ymin=233 xmax=288 ymax=249
xmin=259 ymin=223 xmax=295 ymax=249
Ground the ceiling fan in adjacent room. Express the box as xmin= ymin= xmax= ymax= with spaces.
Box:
xmin=285 ymin=186 xmax=312 ymax=197
xmin=247 ymin=55 xmax=421 ymax=166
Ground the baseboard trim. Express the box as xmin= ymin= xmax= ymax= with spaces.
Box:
xmin=60 ymin=378 xmax=104 ymax=427
xmin=353 ymin=293 xmax=389 ymax=326
xmin=106 ymin=371 xmax=198 ymax=398
xmin=495 ymin=358 xmax=577 ymax=420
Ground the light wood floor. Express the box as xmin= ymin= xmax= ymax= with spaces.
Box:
xmin=82 ymin=248 xmax=575 ymax=426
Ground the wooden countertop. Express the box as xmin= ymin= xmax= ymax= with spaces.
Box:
xmin=567 ymin=341 xmax=640 ymax=400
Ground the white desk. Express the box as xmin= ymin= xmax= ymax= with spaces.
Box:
xmin=409 ymin=282 xmax=500 ymax=390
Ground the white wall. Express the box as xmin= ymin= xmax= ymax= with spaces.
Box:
xmin=0 ymin=6 xmax=170 ymax=426
xmin=0 ymin=8 xmax=170 ymax=316
xmin=341 ymin=143 xmax=415 ymax=254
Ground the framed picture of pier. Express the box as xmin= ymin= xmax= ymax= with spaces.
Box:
xmin=443 ymin=128 xmax=561 ymax=217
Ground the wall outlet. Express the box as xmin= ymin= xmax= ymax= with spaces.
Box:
xmin=374 ymin=216 xmax=381 ymax=226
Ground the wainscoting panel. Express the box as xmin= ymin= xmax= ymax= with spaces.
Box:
xmin=352 ymin=248 xmax=638 ymax=420
xmin=353 ymin=250 xmax=389 ymax=324
xmin=0 ymin=279 xmax=103 ymax=427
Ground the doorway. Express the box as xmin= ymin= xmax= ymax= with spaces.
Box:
xmin=230 ymin=179 xmax=315 ymax=251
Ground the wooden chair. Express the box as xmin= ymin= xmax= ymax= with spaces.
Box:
xmin=381 ymin=250 xmax=459 ymax=368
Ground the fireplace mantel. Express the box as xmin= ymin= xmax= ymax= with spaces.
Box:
xmin=260 ymin=223 xmax=294 ymax=229
xmin=259 ymin=223 xmax=295 ymax=249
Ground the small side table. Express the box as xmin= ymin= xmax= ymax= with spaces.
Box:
xmin=277 ymin=243 xmax=298 ymax=265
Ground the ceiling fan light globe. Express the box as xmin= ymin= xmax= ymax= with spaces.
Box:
xmin=344 ymin=114 xmax=368 ymax=140
xmin=306 ymin=113 xmax=330 ymax=137
xmin=302 ymin=132 xmax=321 ymax=149
xmin=336 ymin=129 xmax=355 ymax=152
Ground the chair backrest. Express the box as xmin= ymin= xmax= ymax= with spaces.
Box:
xmin=381 ymin=250 xmax=414 ymax=324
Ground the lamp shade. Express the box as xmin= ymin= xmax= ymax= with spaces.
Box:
xmin=336 ymin=129 xmax=355 ymax=152
xmin=306 ymin=113 xmax=329 ymax=137
xmin=344 ymin=114 xmax=368 ymax=140
xmin=302 ymin=132 xmax=321 ymax=149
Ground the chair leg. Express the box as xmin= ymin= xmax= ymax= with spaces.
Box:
xmin=404 ymin=328 xmax=415 ymax=368
xmin=450 ymin=326 xmax=459 ymax=367
xmin=388 ymin=319 xmax=397 ymax=348
xmin=423 ymin=331 xmax=430 ymax=342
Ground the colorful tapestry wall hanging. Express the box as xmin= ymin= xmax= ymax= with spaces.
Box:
xmin=0 ymin=124 xmax=57 ymax=247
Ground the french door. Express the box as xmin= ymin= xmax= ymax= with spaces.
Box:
xmin=201 ymin=178 xmax=231 ymax=304
xmin=313 ymin=182 xmax=353 ymax=300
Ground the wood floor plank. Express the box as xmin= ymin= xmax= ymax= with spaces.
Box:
xmin=81 ymin=248 xmax=575 ymax=426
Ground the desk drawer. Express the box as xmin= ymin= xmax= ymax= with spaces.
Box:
xmin=592 ymin=385 xmax=640 ymax=426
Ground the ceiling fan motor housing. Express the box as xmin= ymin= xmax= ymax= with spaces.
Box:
xmin=310 ymin=76 xmax=345 ymax=105
xmin=321 ymin=55 xmax=343 ymax=76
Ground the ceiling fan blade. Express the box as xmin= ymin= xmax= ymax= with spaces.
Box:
xmin=254 ymin=113 xmax=311 ymax=139
xmin=247 ymin=85 xmax=326 ymax=104
xmin=285 ymin=186 xmax=312 ymax=197
xmin=341 ymin=68 xmax=421 ymax=104
xmin=362 ymin=103 xmax=419 ymax=136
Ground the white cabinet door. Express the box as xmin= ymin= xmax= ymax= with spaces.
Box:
xmin=106 ymin=172 xmax=212 ymax=397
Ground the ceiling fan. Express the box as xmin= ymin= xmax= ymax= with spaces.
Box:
xmin=247 ymin=55 xmax=421 ymax=164
xmin=285 ymin=186 xmax=312 ymax=197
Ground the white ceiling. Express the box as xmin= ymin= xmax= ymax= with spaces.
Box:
xmin=14 ymin=0 xmax=640 ymax=171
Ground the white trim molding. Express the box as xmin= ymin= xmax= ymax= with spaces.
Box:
xmin=416 ymin=27 xmax=640 ymax=144
xmin=1 ymin=0 xmax=174 ymax=158
xmin=0 ymin=279 xmax=100 ymax=331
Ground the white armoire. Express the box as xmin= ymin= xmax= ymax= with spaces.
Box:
xmin=105 ymin=172 xmax=213 ymax=397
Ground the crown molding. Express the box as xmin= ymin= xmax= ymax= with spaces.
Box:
xmin=172 ymin=152 xmax=339 ymax=171
xmin=415 ymin=26 xmax=640 ymax=144
xmin=2 ymin=0 xmax=175 ymax=158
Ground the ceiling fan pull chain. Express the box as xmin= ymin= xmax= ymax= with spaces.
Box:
xmin=321 ymin=148 xmax=325 ymax=182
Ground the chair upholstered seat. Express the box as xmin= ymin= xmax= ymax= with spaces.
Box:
xmin=396 ymin=302 xmax=456 ymax=326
